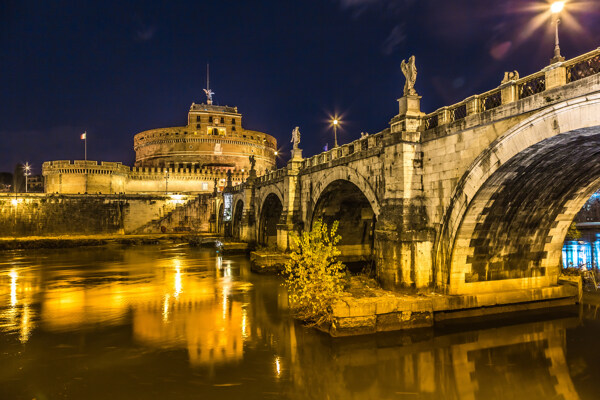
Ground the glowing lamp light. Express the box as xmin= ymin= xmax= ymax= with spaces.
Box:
xmin=333 ymin=119 xmax=339 ymax=126
xmin=274 ymin=151 xmax=278 ymax=156
xmin=551 ymin=1 xmax=565 ymax=13
xmin=11 ymin=199 xmax=19 ymax=206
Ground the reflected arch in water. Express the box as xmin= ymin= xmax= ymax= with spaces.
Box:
xmin=286 ymin=318 xmax=581 ymax=400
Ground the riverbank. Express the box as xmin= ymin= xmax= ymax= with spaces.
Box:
xmin=0 ymin=234 xmax=252 ymax=253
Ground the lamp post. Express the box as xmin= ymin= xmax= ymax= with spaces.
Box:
xmin=550 ymin=1 xmax=565 ymax=64
xmin=23 ymin=163 xmax=31 ymax=193
xmin=332 ymin=118 xmax=339 ymax=148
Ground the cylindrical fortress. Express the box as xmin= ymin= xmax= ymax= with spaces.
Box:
xmin=134 ymin=104 xmax=277 ymax=175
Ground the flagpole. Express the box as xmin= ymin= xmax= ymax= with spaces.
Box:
xmin=85 ymin=131 xmax=87 ymax=161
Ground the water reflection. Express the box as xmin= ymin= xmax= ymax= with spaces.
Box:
xmin=0 ymin=245 xmax=596 ymax=399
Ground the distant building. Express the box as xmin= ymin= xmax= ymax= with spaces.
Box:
xmin=43 ymin=99 xmax=277 ymax=194
xmin=26 ymin=175 xmax=44 ymax=193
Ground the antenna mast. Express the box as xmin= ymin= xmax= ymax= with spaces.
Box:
xmin=203 ymin=63 xmax=214 ymax=105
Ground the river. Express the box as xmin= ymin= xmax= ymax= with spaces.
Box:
xmin=1 ymin=244 xmax=600 ymax=399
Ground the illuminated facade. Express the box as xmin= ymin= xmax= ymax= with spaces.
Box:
xmin=134 ymin=103 xmax=277 ymax=173
xmin=42 ymin=101 xmax=277 ymax=194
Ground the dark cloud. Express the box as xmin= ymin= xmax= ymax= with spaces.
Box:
xmin=381 ymin=25 xmax=406 ymax=55
xmin=135 ymin=25 xmax=156 ymax=41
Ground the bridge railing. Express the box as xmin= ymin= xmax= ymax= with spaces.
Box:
xmin=565 ymin=50 xmax=600 ymax=83
xmin=301 ymin=131 xmax=384 ymax=170
xmin=421 ymin=47 xmax=600 ymax=131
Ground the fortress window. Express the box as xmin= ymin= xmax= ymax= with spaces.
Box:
xmin=209 ymin=116 xmax=213 ymax=123
xmin=231 ymin=118 xmax=236 ymax=124
xmin=196 ymin=124 xmax=200 ymax=128
xmin=213 ymin=128 xmax=219 ymax=135
xmin=220 ymin=117 xmax=225 ymax=123
xmin=232 ymin=126 xmax=236 ymax=131
xmin=196 ymin=116 xmax=200 ymax=122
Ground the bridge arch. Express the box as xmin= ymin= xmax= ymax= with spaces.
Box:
xmin=437 ymin=93 xmax=600 ymax=293
xmin=232 ymin=199 xmax=244 ymax=239
xmin=310 ymin=166 xmax=380 ymax=217
xmin=258 ymin=189 xmax=283 ymax=247
xmin=217 ymin=201 xmax=224 ymax=234
xmin=310 ymin=177 xmax=377 ymax=266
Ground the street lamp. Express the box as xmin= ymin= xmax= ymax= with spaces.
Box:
xmin=550 ymin=1 xmax=565 ymax=64
xmin=332 ymin=117 xmax=339 ymax=148
xmin=23 ymin=163 xmax=31 ymax=193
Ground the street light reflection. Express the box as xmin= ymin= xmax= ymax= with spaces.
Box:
xmin=275 ymin=356 xmax=282 ymax=378
xmin=9 ymin=269 xmax=17 ymax=307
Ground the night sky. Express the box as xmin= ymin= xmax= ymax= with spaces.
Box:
xmin=1 ymin=0 xmax=599 ymax=174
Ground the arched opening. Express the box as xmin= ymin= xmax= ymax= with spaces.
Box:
xmin=217 ymin=202 xmax=224 ymax=234
xmin=447 ymin=127 xmax=600 ymax=293
xmin=312 ymin=180 xmax=376 ymax=270
xmin=259 ymin=193 xmax=283 ymax=247
xmin=232 ymin=200 xmax=244 ymax=239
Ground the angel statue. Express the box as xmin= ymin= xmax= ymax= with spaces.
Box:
xmin=291 ymin=126 xmax=301 ymax=149
xmin=203 ymin=88 xmax=215 ymax=105
xmin=249 ymin=155 xmax=256 ymax=171
xmin=400 ymin=55 xmax=418 ymax=96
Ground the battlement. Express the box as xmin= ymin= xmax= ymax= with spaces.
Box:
xmin=43 ymin=160 xmax=130 ymax=175
xmin=189 ymin=103 xmax=238 ymax=114
xmin=42 ymin=159 xmax=252 ymax=194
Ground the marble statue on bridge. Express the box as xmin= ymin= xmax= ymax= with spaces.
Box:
xmin=291 ymin=126 xmax=301 ymax=149
xmin=401 ymin=55 xmax=418 ymax=96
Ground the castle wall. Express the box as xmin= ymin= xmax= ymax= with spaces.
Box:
xmin=0 ymin=193 xmax=194 ymax=236
xmin=134 ymin=194 xmax=213 ymax=234
xmin=43 ymin=161 xmax=246 ymax=195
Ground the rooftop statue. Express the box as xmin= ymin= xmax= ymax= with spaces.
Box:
xmin=400 ymin=55 xmax=418 ymax=96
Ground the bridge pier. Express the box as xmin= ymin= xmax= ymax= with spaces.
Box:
xmin=238 ymin=183 xmax=256 ymax=242
xmin=375 ymin=201 xmax=435 ymax=290
xmin=276 ymin=151 xmax=304 ymax=250
xmin=374 ymin=95 xmax=435 ymax=290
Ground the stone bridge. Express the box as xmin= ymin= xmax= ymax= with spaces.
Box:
xmin=217 ymin=48 xmax=600 ymax=295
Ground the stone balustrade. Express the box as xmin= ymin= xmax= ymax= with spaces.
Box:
xmin=421 ymin=47 xmax=600 ymax=132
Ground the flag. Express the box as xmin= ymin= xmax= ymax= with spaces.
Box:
xmin=323 ymin=143 xmax=328 ymax=151
xmin=80 ymin=132 xmax=86 ymax=140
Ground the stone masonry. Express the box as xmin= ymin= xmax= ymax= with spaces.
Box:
xmin=218 ymin=48 xmax=600 ymax=296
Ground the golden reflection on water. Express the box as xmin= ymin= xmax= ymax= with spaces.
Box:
xmin=0 ymin=248 xmax=593 ymax=399
xmin=0 ymin=250 xmax=252 ymax=366
xmin=1 ymin=267 xmax=38 ymax=344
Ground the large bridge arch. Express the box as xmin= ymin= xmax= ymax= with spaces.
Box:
xmin=437 ymin=93 xmax=600 ymax=294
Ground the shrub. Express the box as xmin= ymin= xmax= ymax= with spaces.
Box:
xmin=283 ymin=219 xmax=345 ymax=325
xmin=566 ymin=222 xmax=582 ymax=240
